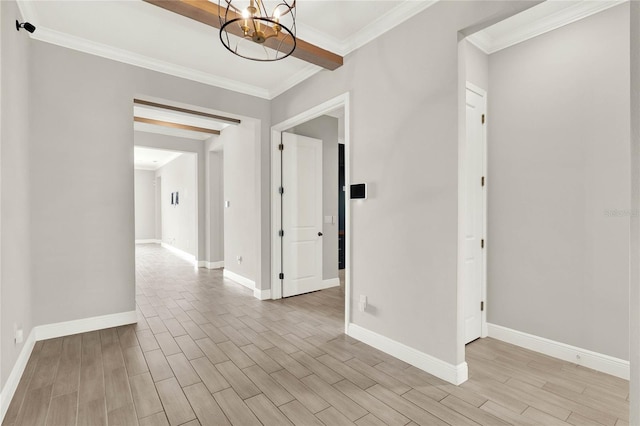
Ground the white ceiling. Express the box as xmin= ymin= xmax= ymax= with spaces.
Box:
xmin=17 ymin=1 xmax=625 ymax=99
xmin=468 ymin=0 xmax=626 ymax=54
xmin=17 ymin=0 xmax=437 ymax=99
xmin=134 ymin=146 xmax=182 ymax=170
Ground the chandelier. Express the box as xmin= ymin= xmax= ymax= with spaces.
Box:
xmin=219 ymin=0 xmax=296 ymax=61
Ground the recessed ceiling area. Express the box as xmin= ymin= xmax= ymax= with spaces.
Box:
xmin=134 ymin=147 xmax=182 ymax=171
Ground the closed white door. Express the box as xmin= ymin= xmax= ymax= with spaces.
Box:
xmin=464 ymin=85 xmax=486 ymax=343
xmin=282 ymin=132 xmax=324 ymax=297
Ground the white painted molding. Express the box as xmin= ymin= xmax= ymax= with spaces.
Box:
xmin=297 ymin=1 xmax=438 ymax=56
xmin=1 ymin=310 xmax=137 ymax=423
xmin=223 ymin=269 xmax=256 ymax=291
xmin=35 ymin=311 xmax=138 ymax=341
xmin=0 ymin=329 xmax=36 ymax=423
xmin=467 ymin=1 xmax=627 ymax=55
xmin=347 ymin=323 xmax=468 ymax=385
xmin=26 ymin=26 xmax=272 ymax=100
xmin=321 ymin=278 xmax=340 ymax=290
xmin=135 ymin=239 xmax=160 ymax=244
xmin=487 ymin=323 xmax=630 ymax=380
xmin=254 ymin=287 xmax=272 ymax=300
xmin=198 ymin=260 xmax=224 ymax=269
xmin=160 ymin=242 xmax=196 ymax=264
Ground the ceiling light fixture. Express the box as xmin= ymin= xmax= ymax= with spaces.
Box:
xmin=218 ymin=0 xmax=296 ymax=61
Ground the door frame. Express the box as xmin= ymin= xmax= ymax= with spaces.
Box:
xmin=270 ymin=92 xmax=351 ymax=333
xmin=460 ymin=82 xmax=488 ymax=341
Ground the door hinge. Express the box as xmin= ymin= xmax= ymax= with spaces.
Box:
xmin=481 ymin=239 xmax=485 ymax=249
xmin=278 ymin=230 xmax=284 ymax=237
xmin=279 ymin=272 xmax=284 ymax=280
xmin=278 ymin=143 xmax=284 ymax=151
xmin=481 ymin=176 xmax=485 ymax=187
xmin=278 ymin=187 xmax=284 ymax=195
xmin=481 ymin=114 xmax=485 ymax=124
xmin=481 ymin=301 xmax=485 ymax=312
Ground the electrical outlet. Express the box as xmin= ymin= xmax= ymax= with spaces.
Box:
xmin=14 ymin=323 xmax=23 ymax=344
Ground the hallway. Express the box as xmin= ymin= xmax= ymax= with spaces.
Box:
xmin=3 ymin=245 xmax=629 ymax=425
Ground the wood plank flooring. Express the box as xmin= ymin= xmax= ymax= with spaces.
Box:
xmin=3 ymin=244 xmax=629 ymax=425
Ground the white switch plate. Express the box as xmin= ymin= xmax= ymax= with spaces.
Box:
xmin=324 ymin=215 xmax=335 ymax=224
xmin=225 ymin=201 xmax=230 ymax=208
xmin=359 ymin=295 xmax=367 ymax=312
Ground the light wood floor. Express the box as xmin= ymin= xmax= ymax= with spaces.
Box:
xmin=3 ymin=244 xmax=629 ymax=426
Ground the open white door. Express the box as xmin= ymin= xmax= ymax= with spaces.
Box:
xmin=281 ymin=132 xmax=324 ymax=297
xmin=464 ymin=84 xmax=486 ymax=344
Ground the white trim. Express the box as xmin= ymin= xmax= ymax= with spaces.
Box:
xmin=0 ymin=310 xmax=136 ymax=422
xmin=467 ymin=1 xmax=627 ymax=55
xmin=223 ymin=269 xmax=256 ymax=291
xmin=161 ymin=242 xmax=196 ymax=264
xmin=198 ymin=260 xmax=224 ymax=269
xmin=135 ymin=239 xmax=160 ymax=244
xmin=321 ymin=278 xmax=340 ymax=290
xmin=25 ymin=26 xmax=272 ymax=100
xmin=347 ymin=323 xmax=468 ymax=385
xmin=270 ymin=93 xmax=351 ymax=334
xmin=35 ymin=311 xmax=137 ymax=341
xmin=297 ymin=1 xmax=438 ymax=56
xmin=0 ymin=329 xmax=36 ymax=423
xmin=254 ymin=287 xmax=272 ymax=300
xmin=487 ymin=323 xmax=630 ymax=380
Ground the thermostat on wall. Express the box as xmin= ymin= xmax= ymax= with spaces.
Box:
xmin=350 ymin=183 xmax=367 ymax=200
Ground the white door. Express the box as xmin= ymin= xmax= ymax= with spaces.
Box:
xmin=464 ymin=84 xmax=486 ymax=343
xmin=281 ymin=132 xmax=324 ymax=297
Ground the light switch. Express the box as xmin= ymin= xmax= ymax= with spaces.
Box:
xmin=225 ymin=200 xmax=230 ymax=208
xmin=324 ymin=215 xmax=335 ymax=224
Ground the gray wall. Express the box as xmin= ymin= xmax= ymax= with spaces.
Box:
xmin=487 ymin=4 xmax=630 ymax=360
xmin=1 ymin=0 xmax=33 ymax=388
xmin=629 ymin=2 xmax=640 ymax=422
xmin=271 ymin=1 xmax=538 ymax=365
xmin=29 ymin=40 xmax=270 ymax=327
xmin=156 ymin=154 xmax=198 ymax=256
xmin=207 ymin=150 xmax=224 ymax=265
xmin=464 ymin=40 xmax=489 ymax=91
xmin=134 ymin=169 xmax=157 ymax=240
xmin=288 ymin=115 xmax=339 ymax=281
xmin=221 ymin=122 xmax=258 ymax=282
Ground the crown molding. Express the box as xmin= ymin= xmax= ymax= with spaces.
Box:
xmin=297 ymin=1 xmax=439 ymax=57
xmin=29 ymin=27 xmax=273 ymax=99
xmin=467 ymin=0 xmax=627 ymax=55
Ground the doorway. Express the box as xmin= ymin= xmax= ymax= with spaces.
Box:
xmin=271 ymin=93 xmax=351 ymax=331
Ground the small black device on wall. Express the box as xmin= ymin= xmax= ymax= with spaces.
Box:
xmin=171 ymin=192 xmax=175 ymax=205
xmin=350 ymin=183 xmax=367 ymax=200
xmin=175 ymin=192 xmax=179 ymax=205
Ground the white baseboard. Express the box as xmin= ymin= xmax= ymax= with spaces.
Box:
xmin=254 ymin=287 xmax=272 ymax=300
xmin=198 ymin=260 xmax=224 ymax=269
xmin=223 ymin=270 xmax=256 ymax=291
xmin=161 ymin=242 xmax=196 ymax=264
xmin=0 ymin=310 xmax=137 ymax=423
xmin=347 ymin=323 xmax=468 ymax=385
xmin=487 ymin=323 xmax=630 ymax=380
xmin=35 ymin=311 xmax=137 ymax=341
xmin=0 ymin=329 xmax=36 ymax=423
xmin=135 ymin=239 xmax=160 ymax=244
xmin=321 ymin=278 xmax=340 ymax=290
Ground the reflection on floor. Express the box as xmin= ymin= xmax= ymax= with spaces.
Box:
xmin=3 ymin=244 xmax=629 ymax=426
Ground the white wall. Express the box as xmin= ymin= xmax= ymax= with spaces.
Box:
xmin=0 ymin=0 xmax=33 ymax=388
xmin=221 ymin=122 xmax=259 ymax=283
xmin=156 ymin=154 xmax=197 ymax=256
xmin=288 ymin=115 xmax=339 ymax=281
xmin=207 ymin=150 xmax=224 ymax=265
xmin=487 ymin=4 xmax=630 ymax=360
xmin=134 ymin=169 xmax=157 ymax=240
xmin=464 ymin=40 xmax=489 ymax=91
xmin=271 ymin=1 xmax=540 ymax=367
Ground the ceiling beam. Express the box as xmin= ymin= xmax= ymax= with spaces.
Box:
xmin=134 ymin=116 xmax=221 ymax=135
xmin=142 ymin=0 xmax=343 ymax=70
xmin=134 ymin=98 xmax=241 ymax=124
